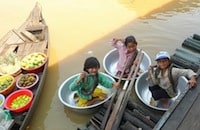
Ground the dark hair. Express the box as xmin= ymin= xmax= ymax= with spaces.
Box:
xmin=83 ymin=57 xmax=100 ymax=72
xmin=124 ymin=35 xmax=137 ymax=46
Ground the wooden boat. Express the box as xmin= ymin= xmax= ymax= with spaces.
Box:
xmin=0 ymin=3 xmax=49 ymax=130
xmin=135 ymin=71 xmax=188 ymax=111
xmin=58 ymin=72 xmax=115 ymax=114
xmin=103 ymin=48 xmax=151 ymax=80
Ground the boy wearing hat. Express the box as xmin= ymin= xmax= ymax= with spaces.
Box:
xmin=146 ymin=51 xmax=197 ymax=108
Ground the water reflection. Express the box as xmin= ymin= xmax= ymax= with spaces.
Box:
xmin=64 ymin=107 xmax=93 ymax=124
xmin=118 ymin=0 xmax=200 ymax=19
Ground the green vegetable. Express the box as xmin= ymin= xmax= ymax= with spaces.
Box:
xmin=10 ymin=95 xmax=31 ymax=109
xmin=21 ymin=53 xmax=46 ymax=69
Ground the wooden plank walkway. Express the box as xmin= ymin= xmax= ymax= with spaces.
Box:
xmin=154 ymin=76 xmax=200 ymax=130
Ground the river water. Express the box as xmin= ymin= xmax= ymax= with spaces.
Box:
xmin=1 ymin=0 xmax=200 ymax=130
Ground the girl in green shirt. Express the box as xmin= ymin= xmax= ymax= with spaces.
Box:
xmin=69 ymin=57 xmax=119 ymax=107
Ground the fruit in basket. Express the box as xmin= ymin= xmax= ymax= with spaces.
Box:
xmin=21 ymin=52 xmax=46 ymax=70
xmin=16 ymin=73 xmax=39 ymax=89
xmin=10 ymin=95 xmax=31 ymax=109
xmin=0 ymin=75 xmax=14 ymax=91
xmin=18 ymin=74 xmax=36 ymax=87
xmin=5 ymin=89 xmax=33 ymax=112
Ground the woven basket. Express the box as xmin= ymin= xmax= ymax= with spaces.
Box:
xmin=21 ymin=52 xmax=47 ymax=73
xmin=0 ymin=75 xmax=15 ymax=96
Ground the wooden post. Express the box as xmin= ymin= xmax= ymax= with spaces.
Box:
xmin=89 ymin=118 xmax=101 ymax=130
xmin=111 ymin=52 xmax=144 ymax=130
xmin=120 ymin=121 xmax=138 ymax=130
xmin=126 ymin=109 xmax=155 ymax=128
xmin=193 ymin=33 xmax=200 ymax=41
xmin=105 ymin=51 xmax=144 ymax=130
xmin=123 ymin=111 xmax=152 ymax=130
xmin=127 ymin=99 xmax=162 ymax=123
xmin=101 ymin=58 xmax=130 ymax=130
xmin=182 ymin=38 xmax=200 ymax=52
xmin=174 ymin=48 xmax=200 ymax=65
xmin=171 ymin=55 xmax=199 ymax=72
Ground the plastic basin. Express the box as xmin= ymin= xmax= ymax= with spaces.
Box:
xmin=4 ymin=89 xmax=33 ymax=113
xmin=16 ymin=73 xmax=39 ymax=89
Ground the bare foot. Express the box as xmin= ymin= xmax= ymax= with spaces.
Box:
xmin=158 ymin=99 xmax=170 ymax=108
xmin=86 ymin=97 xmax=102 ymax=106
xmin=145 ymin=116 xmax=151 ymax=120
xmin=150 ymin=97 xmax=157 ymax=106
xmin=73 ymin=93 xmax=79 ymax=103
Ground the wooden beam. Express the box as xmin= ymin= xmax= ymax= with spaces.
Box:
xmin=105 ymin=51 xmax=144 ymax=130
xmin=101 ymin=56 xmax=130 ymax=130
xmin=111 ymin=52 xmax=144 ymax=130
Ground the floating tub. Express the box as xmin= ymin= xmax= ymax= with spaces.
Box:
xmin=135 ymin=71 xmax=188 ymax=111
xmin=58 ymin=72 xmax=115 ymax=114
xmin=103 ymin=48 xmax=151 ymax=80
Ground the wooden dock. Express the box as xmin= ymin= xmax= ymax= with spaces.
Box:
xmin=154 ymin=76 xmax=200 ymax=130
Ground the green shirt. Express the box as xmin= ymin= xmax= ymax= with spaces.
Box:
xmin=69 ymin=72 xmax=113 ymax=100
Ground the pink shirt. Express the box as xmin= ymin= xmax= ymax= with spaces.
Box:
xmin=110 ymin=40 xmax=137 ymax=73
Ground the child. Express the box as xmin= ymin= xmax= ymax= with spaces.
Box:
xmin=110 ymin=35 xmax=138 ymax=78
xmin=69 ymin=57 xmax=119 ymax=107
xmin=146 ymin=51 xmax=197 ymax=108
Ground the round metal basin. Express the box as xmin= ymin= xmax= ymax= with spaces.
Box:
xmin=103 ymin=48 xmax=151 ymax=80
xmin=58 ymin=72 xmax=115 ymax=114
xmin=135 ymin=71 xmax=188 ymax=111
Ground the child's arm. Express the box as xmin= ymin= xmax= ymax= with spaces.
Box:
xmin=69 ymin=72 xmax=86 ymax=91
xmin=112 ymin=82 xmax=120 ymax=89
xmin=188 ymin=75 xmax=197 ymax=88
xmin=98 ymin=73 xmax=120 ymax=89
xmin=146 ymin=66 xmax=157 ymax=86
xmin=110 ymin=38 xmax=124 ymax=48
xmin=172 ymin=68 xmax=197 ymax=88
xmin=76 ymin=72 xmax=86 ymax=84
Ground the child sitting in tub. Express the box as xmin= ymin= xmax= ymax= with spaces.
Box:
xmin=110 ymin=35 xmax=138 ymax=78
xmin=146 ymin=51 xmax=197 ymax=108
xmin=69 ymin=57 xmax=119 ymax=107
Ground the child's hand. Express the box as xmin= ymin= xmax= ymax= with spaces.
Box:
xmin=148 ymin=65 xmax=156 ymax=72
xmin=113 ymin=82 xmax=120 ymax=89
xmin=80 ymin=72 xmax=86 ymax=80
xmin=112 ymin=38 xmax=119 ymax=43
xmin=112 ymin=38 xmax=123 ymax=43
xmin=77 ymin=72 xmax=86 ymax=83
xmin=188 ymin=76 xmax=197 ymax=88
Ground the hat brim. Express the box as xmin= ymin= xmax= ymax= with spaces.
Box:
xmin=155 ymin=56 xmax=170 ymax=61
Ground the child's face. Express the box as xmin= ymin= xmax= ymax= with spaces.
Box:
xmin=87 ymin=67 xmax=99 ymax=75
xmin=126 ymin=42 xmax=137 ymax=53
xmin=157 ymin=58 xmax=170 ymax=69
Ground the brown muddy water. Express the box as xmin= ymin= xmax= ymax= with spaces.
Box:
xmin=1 ymin=0 xmax=200 ymax=130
